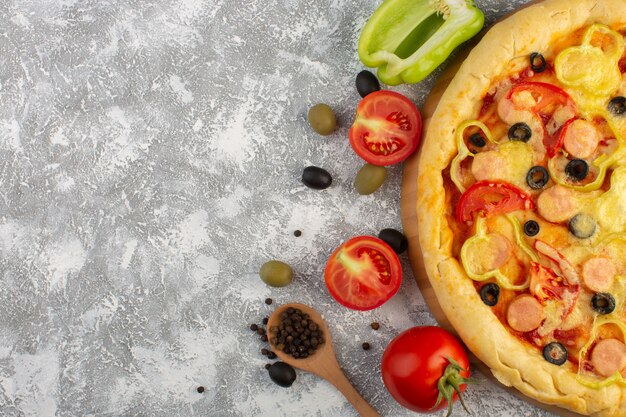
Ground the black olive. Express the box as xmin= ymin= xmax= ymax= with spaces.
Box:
xmin=526 ymin=166 xmax=549 ymax=189
xmin=542 ymin=342 xmax=568 ymax=365
xmin=565 ymin=159 xmax=589 ymax=182
xmin=480 ymin=283 xmax=500 ymax=306
xmin=469 ymin=133 xmax=486 ymax=148
xmin=530 ymin=52 xmax=547 ymax=73
xmin=356 ymin=70 xmax=381 ymax=98
xmin=268 ymin=361 xmax=297 ymax=387
xmin=508 ymin=123 xmax=532 ymax=142
xmin=302 ymin=166 xmax=332 ymax=190
xmin=568 ymin=214 xmax=596 ymax=239
xmin=523 ymin=220 xmax=540 ymax=237
xmin=608 ymin=96 xmax=626 ymax=116
xmin=378 ymin=228 xmax=408 ymax=254
xmin=592 ymin=293 xmax=616 ymax=314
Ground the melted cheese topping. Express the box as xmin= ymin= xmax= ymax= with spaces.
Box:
xmin=453 ymin=23 xmax=626 ymax=379
xmin=594 ymin=166 xmax=626 ymax=233
xmin=556 ymin=25 xmax=624 ymax=97
xmin=471 ymin=142 xmax=533 ymax=189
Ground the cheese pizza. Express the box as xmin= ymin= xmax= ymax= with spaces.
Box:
xmin=415 ymin=0 xmax=626 ymax=415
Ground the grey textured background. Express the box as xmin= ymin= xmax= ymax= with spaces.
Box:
xmin=0 ymin=0 xmax=558 ymax=416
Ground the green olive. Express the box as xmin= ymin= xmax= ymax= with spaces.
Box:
xmin=308 ymin=104 xmax=336 ymax=136
xmin=354 ymin=164 xmax=387 ymax=195
xmin=259 ymin=260 xmax=293 ymax=287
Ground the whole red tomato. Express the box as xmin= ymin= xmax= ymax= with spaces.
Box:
xmin=381 ymin=326 xmax=471 ymax=416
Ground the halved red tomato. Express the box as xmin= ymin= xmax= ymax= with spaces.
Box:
xmin=324 ymin=236 xmax=402 ymax=310
xmin=456 ymin=180 xmax=535 ymax=223
xmin=349 ymin=91 xmax=422 ymax=166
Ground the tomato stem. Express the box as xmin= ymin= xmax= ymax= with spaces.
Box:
xmin=432 ymin=357 xmax=473 ymax=417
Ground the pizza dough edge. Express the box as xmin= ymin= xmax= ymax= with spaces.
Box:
xmin=416 ymin=0 xmax=626 ymax=415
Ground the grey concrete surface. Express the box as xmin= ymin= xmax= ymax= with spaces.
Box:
xmin=0 ymin=0 xmax=556 ymax=415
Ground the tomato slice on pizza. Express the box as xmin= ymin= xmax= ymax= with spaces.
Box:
xmin=456 ymin=181 xmax=535 ymax=223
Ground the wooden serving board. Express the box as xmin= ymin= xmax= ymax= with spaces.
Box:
xmin=399 ymin=2 xmax=580 ymax=416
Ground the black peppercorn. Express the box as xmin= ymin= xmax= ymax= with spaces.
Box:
xmin=268 ymin=307 xmax=325 ymax=360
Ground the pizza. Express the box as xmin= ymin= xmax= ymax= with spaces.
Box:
xmin=414 ymin=0 xmax=626 ymax=415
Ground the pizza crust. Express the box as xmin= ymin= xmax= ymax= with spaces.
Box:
xmin=416 ymin=0 xmax=626 ymax=415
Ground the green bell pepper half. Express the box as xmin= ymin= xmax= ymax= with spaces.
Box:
xmin=358 ymin=0 xmax=484 ymax=85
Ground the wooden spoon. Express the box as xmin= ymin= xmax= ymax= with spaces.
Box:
xmin=267 ymin=303 xmax=380 ymax=417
